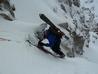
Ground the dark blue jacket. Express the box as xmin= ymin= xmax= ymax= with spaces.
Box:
xmin=46 ymin=29 xmax=61 ymax=47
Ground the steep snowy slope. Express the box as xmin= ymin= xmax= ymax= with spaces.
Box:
xmin=0 ymin=0 xmax=98 ymax=74
xmin=80 ymin=0 xmax=98 ymax=20
xmin=14 ymin=0 xmax=65 ymax=24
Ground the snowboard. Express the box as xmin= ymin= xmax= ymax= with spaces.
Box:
xmin=39 ymin=14 xmax=56 ymax=29
xmin=39 ymin=14 xmax=69 ymax=39
xmin=26 ymin=39 xmax=65 ymax=58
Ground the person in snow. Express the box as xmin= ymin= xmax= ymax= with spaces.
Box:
xmin=37 ymin=24 xmax=66 ymax=58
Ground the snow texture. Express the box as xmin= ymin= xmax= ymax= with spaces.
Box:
xmin=0 ymin=0 xmax=98 ymax=74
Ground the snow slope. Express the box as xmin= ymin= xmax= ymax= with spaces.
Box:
xmin=0 ymin=0 xmax=98 ymax=74
xmin=80 ymin=0 xmax=98 ymax=21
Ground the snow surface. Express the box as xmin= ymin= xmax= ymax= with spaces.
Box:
xmin=80 ymin=0 xmax=98 ymax=21
xmin=0 ymin=0 xmax=98 ymax=74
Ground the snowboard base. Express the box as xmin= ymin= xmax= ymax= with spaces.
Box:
xmin=26 ymin=39 xmax=65 ymax=58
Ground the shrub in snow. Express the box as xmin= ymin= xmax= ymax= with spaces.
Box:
xmin=0 ymin=0 xmax=15 ymax=21
xmin=58 ymin=23 xmax=85 ymax=57
xmin=73 ymin=0 xmax=80 ymax=7
xmin=57 ymin=0 xmax=97 ymax=57
xmin=60 ymin=4 xmax=67 ymax=13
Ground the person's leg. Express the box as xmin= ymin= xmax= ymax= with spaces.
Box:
xmin=37 ymin=40 xmax=52 ymax=54
xmin=37 ymin=40 xmax=44 ymax=47
xmin=51 ymin=45 xmax=65 ymax=58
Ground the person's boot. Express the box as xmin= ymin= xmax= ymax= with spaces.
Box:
xmin=59 ymin=53 xmax=65 ymax=58
xmin=38 ymin=41 xmax=43 ymax=46
xmin=58 ymin=51 xmax=65 ymax=58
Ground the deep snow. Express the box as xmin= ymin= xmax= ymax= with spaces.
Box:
xmin=0 ymin=0 xmax=98 ymax=74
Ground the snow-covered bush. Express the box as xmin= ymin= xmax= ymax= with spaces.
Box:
xmin=73 ymin=0 xmax=80 ymax=7
xmin=57 ymin=0 xmax=97 ymax=57
xmin=0 ymin=0 xmax=15 ymax=21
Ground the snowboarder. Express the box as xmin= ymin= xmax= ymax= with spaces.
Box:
xmin=27 ymin=14 xmax=69 ymax=58
xmin=37 ymin=26 xmax=65 ymax=58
